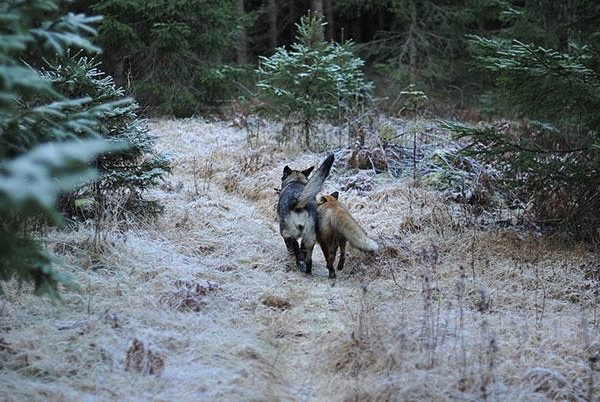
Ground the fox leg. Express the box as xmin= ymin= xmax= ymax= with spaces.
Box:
xmin=301 ymin=239 xmax=315 ymax=275
xmin=284 ymin=237 xmax=296 ymax=252
xmin=320 ymin=243 xmax=333 ymax=277
xmin=322 ymin=245 xmax=337 ymax=279
xmin=284 ymin=237 xmax=306 ymax=271
xmin=327 ymin=248 xmax=337 ymax=279
xmin=337 ymin=240 xmax=346 ymax=272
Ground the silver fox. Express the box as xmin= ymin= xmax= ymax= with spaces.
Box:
xmin=277 ymin=154 xmax=334 ymax=274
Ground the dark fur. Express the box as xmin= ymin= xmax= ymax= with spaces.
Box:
xmin=277 ymin=154 xmax=334 ymax=274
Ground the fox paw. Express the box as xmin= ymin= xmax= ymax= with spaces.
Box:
xmin=297 ymin=261 xmax=307 ymax=272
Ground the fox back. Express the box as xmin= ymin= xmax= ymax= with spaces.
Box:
xmin=277 ymin=167 xmax=317 ymax=241
xmin=317 ymin=192 xmax=378 ymax=253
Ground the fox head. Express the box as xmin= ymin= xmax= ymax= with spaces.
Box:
xmin=281 ymin=165 xmax=314 ymax=186
xmin=317 ymin=191 xmax=339 ymax=206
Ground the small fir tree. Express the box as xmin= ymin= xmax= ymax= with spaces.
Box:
xmin=45 ymin=56 xmax=171 ymax=221
xmin=256 ymin=13 xmax=373 ymax=149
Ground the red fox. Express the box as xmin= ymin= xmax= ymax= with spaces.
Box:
xmin=316 ymin=191 xmax=378 ymax=279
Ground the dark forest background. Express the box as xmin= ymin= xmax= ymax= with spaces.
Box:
xmin=66 ymin=0 xmax=600 ymax=117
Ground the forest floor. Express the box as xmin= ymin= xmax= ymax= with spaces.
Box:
xmin=1 ymin=118 xmax=599 ymax=401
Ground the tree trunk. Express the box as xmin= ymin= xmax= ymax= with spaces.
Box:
xmin=324 ymin=0 xmax=334 ymax=41
xmin=311 ymin=0 xmax=324 ymax=18
xmin=377 ymin=7 xmax=385 ymax=32
xmin=235 ymin=0 xmax=247 ymax=64
xmin=268 ymin=0 xmax=277 ymax=51
xmin=350 ymin=17 xmax=363 ymax=43
xmin=311 ymin=0 xmax=325 ymax=42
xmin=304 ymin=119 xmax=311 ymax=149
xmin=408 ymin=0 xmax=418 ymax=84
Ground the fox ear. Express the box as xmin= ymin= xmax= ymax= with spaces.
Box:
xmin=282 ymin=165 xmax=292 ymax=178
xmin=331 ymin=191 xmax=339 ymax=199
xmin=302 ymin=166 xmax=314 ymax=177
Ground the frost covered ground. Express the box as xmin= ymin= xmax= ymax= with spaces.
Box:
xmin=0 ymin=118 xmax=599 ymax=401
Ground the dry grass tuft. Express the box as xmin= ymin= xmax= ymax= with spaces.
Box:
xmin=125 ymin=339 xmax=165 ymax=376
xmin=261 ymin=294 xmax=292 ymax=310
xmin=524 ymin=367 xmax=586 ymax=401
xmin=159 ymin=279 xmax=218 ymax=312
xmin=346 ymin=147 xmax=388 ymax=173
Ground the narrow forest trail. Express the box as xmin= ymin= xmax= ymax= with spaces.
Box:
xmin=143 ymin=118 xmax=367 ymax=401
xmin=1 ymin=118 xmax=598 ymax=402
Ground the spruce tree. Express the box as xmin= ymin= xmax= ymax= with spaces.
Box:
xmin=256 ymin=13 xmax=373 ymax=148
xmin=90 ymin=0 xmax=248 ymax=116
xmin=0 ymin=0 xmax=127 ymax=295
xmin=447 ymin=33 xmax=600 ymax=243
xmin=44 ymin=56 xmax=171 ymax=221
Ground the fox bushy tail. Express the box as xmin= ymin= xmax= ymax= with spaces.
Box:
xmin=335 ymin=214 xmax=379 ymax=253
xmin=295 ymin=154 xmax=334 ymax=208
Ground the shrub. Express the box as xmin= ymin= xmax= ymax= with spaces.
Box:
xmin=256 ymin=13 xmax=373 ymax=149
xmin=447 ymin=37 xmax=600 ymax=244
xmin=44 ymin=55 xmax=171 ymax=221
xmin=0 ymin=0 xmax=124 ymax=296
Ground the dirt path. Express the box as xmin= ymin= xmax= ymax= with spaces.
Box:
xmin=144 ymin=119 xmax=362 ymax=401
xmin=124 ymin=118 xmax=600 ymax=401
